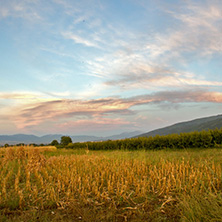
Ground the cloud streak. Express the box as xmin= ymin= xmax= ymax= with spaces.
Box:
xmin=0 ymin=89 xmax=221 ymax=132
xmin=62 ymin=32 xmax=99 ymax=48
xmin=0 ymin=0 xmax=43 ymax=22
xmin=104 ymin=61 xmax=222 ymax=91
xmin=157 ymin=1 xmax=222 ymax=57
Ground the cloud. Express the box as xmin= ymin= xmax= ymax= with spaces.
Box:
xmin=0 ymin=7 xmax=9 ymax=18
xmin=62 ymin=32 xmax=99 ymax=48
xmin=104 ymin=61 xmax=222 ymax=90
xmin=0 ymin=89 xmax=221 ymax=131
xmin=150 ymin=90 xmax=222 ymax=104
xmin=0 ymin=92 xmax=45 ymax=102
xmin=92 ymin=0 xmax=222 ymax=91
xmin=57 ymin=0 xmax=222 ymax=92
xmin=0 ymin=0 xmax=42 ymax=21
xmin=159 ymin=1 xmax=222 ymax=57
xmin=173 ymin=2 xmax=222 ymax=28
xmin=53 ymin=117 xmax=132 ymax=134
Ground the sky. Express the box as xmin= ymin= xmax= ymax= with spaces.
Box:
xmin=0 ymin=0 xmax=222 ymax=136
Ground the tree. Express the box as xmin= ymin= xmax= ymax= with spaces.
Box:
xmin=60 ymin=136 xmax=72 ymax=147
xmin=51 ymin=140 xmax=59 ymax=146
xmin=4 ymin=143 xmax=9 ymax=148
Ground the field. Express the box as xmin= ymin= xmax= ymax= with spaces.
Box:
xmin=0 ymin=146 xmax=222 ymax=221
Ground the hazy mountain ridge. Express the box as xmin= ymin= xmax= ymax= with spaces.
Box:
xmin=0 ymin=131 xmax=142 ymax=145
xmin=137 ymin=114 xmax=222 ymax=138
xmin=1 ymin=114 xmax=222 ymax=145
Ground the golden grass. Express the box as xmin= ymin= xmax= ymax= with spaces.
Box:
xmin=0 ymin=147 xmax=221 ymax=221
xmin=0 ymin=145 xmax=56 ymax=150
xmin=0 ymin=145 xmax=56 ymax=156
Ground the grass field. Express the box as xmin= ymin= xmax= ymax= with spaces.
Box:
xmin=0 ymin=146 xmax=222 ymax=221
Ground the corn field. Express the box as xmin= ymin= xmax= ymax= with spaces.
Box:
xmin=0 ymin=147 xmax=222 ymax=221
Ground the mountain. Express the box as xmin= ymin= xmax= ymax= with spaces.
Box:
xmin=106 ymin=131 xmax=143 ymax=140
xmin=136 ymin=114 xmax=222 ymax=138
xmin=0 ymin=134 xmax=64 ymax=145
xmin=0 ymin=131 xmax=143 ymax=145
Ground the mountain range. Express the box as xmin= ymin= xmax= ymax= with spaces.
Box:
xmin=0 ymin=131 xmax=142 ymax=145
xmin=137 ymin=114 xmax=222 ymax=138
xmin=1 ymin=114 xmax=222 ymax=145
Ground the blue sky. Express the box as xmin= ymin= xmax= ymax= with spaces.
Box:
xmin=0 ymin=0 xmax=222 ymax=136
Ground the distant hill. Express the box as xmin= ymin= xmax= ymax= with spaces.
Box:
xmin=0 ymin=131 xmax=142 ymax=145
xmin=136 ymin=114 xmax=222 ymax=138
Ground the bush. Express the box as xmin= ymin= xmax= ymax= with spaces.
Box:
xmin=51 ymin=140 xmax=59 ymax=146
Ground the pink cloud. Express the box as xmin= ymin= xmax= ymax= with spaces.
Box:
xmin=54 ymin=117 xmax=132 ymax=133
xmin=1 ymin=89 xmax=221 ymax=132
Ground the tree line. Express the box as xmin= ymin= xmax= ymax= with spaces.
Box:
xmin=61 ymin=128 xmax=222 ymax=150
xmin=2 ymin=129 xmax=222 ymax=150
xmin=1 ymin=136 xmax=72 ymax=148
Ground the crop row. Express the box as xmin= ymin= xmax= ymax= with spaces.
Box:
xmin=66 ymin=128 xmax=222 ymax=150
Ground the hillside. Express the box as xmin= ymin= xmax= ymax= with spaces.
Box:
xmin=137 ymin=114 xmax=222 ymax=138
xmin=0 ymin=131 xmax=142 ymax=145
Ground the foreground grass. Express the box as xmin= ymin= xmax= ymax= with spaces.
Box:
xmin=0 ymin=147 xmax=221 ymax=221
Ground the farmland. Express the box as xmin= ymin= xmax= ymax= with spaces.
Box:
xmin=0 ymin=145 xmax=222 ymax=221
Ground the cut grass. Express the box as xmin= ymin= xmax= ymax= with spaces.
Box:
xmin=0 ymin=147 xmax=221 ymax=221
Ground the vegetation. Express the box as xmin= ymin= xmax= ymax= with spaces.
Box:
xmin=66 ymin=128 xmax=222 ymax=151
xmin=60 ymin=136 xmax=72 ymax=147
xmin=50 ymin=140 xmax=59 ymax=146
xmin=0 ymin=146 xmax=221 ymax=221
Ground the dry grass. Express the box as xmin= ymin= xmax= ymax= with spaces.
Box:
xmin=0 ymin=147 xmax=221 ymax=221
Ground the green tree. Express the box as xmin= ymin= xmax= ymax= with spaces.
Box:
xmin=60 ymin=136 xmax=72 ymax=147
xmin=51 ymin=140 xmax=59 ymax=146
xmin=4 ymin=143 xmax=9 ymax=148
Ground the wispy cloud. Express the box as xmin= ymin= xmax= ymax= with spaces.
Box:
xmin=158 ymin=1 xmax=222 ymax=57
xmin=0 ymin=92 xmax=47 ymax=102
xmin=57 ymin=1 xmax=222 ymax=94
xmin=1 ymin=89 xmax=221 ymax=132
xmin=0 ymin=7 xmax=9 ymax=18
xmin=104 ymin=59 xmax=222 ymax=91
xmin=0 ymin=0 xmax=43 ymax=21
xmin=94 ymin=1 xmax=222 ymax=92
xmin=62 ymin=32 xmax=99 ymax=48
xmin=53 ymin=117 xmax=132 ymax=134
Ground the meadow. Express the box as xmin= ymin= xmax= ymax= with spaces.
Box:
xmin=0 ymin=146 xmax=222 ymax=221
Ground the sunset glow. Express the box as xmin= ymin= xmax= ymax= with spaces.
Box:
xmin=0 ymin=0 xmax=221 ymax=136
